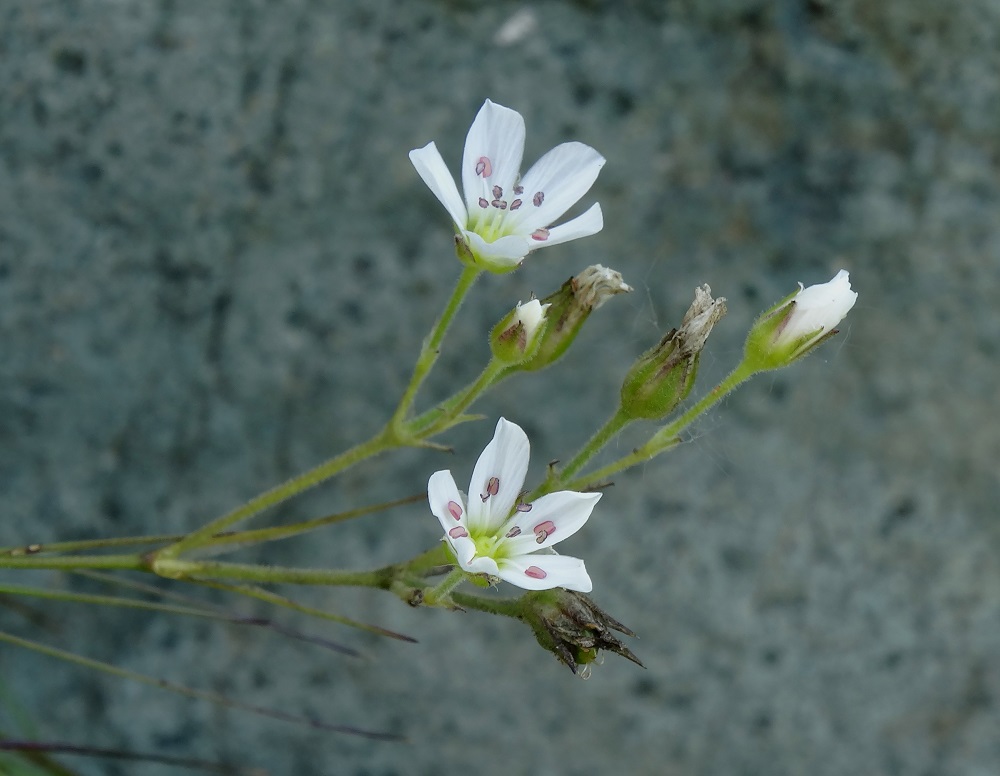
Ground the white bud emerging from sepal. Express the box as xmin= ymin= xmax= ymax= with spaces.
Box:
xmin=521 ymin=264 xmax=631 ymax=372
xmin=744 ymin=270 xmax=857 ymax=371
xmin=514 ymin=298 xmax=548 ymax=336
xmin=490 ymin=298 xmax=550 ymax=365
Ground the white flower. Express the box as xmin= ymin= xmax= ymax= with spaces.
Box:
xmin=409 ymin=99 xmax=605 ymax=272
xmin=777 ymin=269 xmax=857 ymax=348
xmin=428 ymin=418 xmax=601 ymax=592
xmin=745 ymin=269 xmax=858 ymax=370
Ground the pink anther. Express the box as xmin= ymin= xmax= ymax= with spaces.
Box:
xmin=492 ymin=185 xmax=503 ymax=199
xmin=533 ymin=519 xmax=556 ymax=544
xmin=532 ymin=191 xmax=544 ymax=207
xmin=516 ymin=501 xmax=532 ymax=512
xmin=480 ymin=476 xmax=500 ymax=502
xmin=449 ymin=526 xmax=469 ymax=539
xmin=478 ymin=197 xmax=489 ymax=208
xmin=505 ymin=526 xmax=522 ymax=538
xmin=514 ymin=185 xmax=524 ymax=195
xmin=524 ymin=566 xmax=547 ymax=580
xmin=531 ymin=228 xmax=550 ymax=242
xmin=447 ymin=501 xmax=463 ymax=521
xmin=510 ymin=199 xmax=523 ymax=211
xmin=475 ymin=156 xmax=492 ymax=177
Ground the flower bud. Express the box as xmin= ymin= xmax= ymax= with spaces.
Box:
xmin=489 ymin=298 xmax=549 ymax=365
xmin=744 ymin=270 xmax=857 ymax=371
xmin=520 ymin=264 xmax=632 ymax=371
xmin=520 ymin=589 xmax=643 ymax=675
xmin=620 ymin=285 xmax=726 ymax=420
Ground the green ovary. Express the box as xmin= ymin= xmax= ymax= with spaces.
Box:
xmin=470 ymin=531 xmax=508 ymax=562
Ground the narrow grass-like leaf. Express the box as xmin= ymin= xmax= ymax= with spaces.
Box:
xmin=194 ymin=581 xmax=417 ymax=643
xmin=0 ymin=583 xmax=361 ymax=658
xmin=191 ymin=492 xmax=426 ymax=557
xmin=0 ymin=631 xmax=401 ymax=741
xmin=0 ymin=740 xmax=267 ymax=775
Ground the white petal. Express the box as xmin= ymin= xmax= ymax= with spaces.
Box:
xmin=784 ymin=270 xmax=858 ymax=342
xmin=463 ymin=231 xmax=530 ymax=269
xmin=467 ymin=418 xmax=530 ymax=532
xmin=515 ymin=141 xmax=605 ymax=228
xmin=514 ymin=299 xmax=548 ymax=339
xmin=448 ymin=534 xmax=478 ymax=567
xmin=497 ymin=553 xmax=593 ymax=592
xmin=462 ymin=100 xmax=526 ymax=211
xmin=428 ymin=470 xmax=469 ymax=535
xmin=535 ymin=203 xmax=604 ymax=249
xmin=502 ymin=490 xmax=601 ymax=554
xmin=462 ymin=554 xmax=501 ymax=577
xmin=409 ymin=142 xmax=468 ymax=230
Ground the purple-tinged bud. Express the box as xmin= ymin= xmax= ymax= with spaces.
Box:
xmin=489 ymin=298 xmax=550 ymax=365
xmin=521 ymin=264 xmax=632 ymax=372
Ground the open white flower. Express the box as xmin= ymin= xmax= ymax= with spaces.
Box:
xmin=428 ymin=418 xmax=600 ymax=592
xmin=409 ymin=99 xmax=605 ymax=272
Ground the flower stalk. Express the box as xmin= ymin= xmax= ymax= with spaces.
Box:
xmin=389 ymin=264 xmax=482 ymax=431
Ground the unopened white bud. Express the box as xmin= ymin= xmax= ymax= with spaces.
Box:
xmin=745 ymin=270 xmax=857 ymax=370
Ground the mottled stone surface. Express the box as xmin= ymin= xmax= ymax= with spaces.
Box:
xmin=2 ymin=1 xmax=998 ymax=774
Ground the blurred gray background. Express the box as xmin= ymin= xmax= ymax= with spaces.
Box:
xmin=2 ymin=1 xmax=998 ymax=774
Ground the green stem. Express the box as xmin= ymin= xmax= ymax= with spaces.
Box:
xmin=421 ymin=568 xmax=464 ymax=606
xmin=152 ymin=558 xmax=393 ymax=588
xmin=391 ymin=265 xmax=481 ymax=429
xmin=1 ymin=494 xmax=424 ymax=560
xmin=565 ymin=361 xmax=756 ymax=490
xmin=0 ymin=554 xmax=146 ymax=572
xmin=450 ymin=590 xmax=524 ymax=619
xmin=155 ymin=426 xmax=394 ymax=560
xmin=0 ymin=534 xmax=182 ymax=558
xmin=194 ymin=492 xmax=425 ymax=556
xmin=554 ymin=407 xmax=631 ymax=486
xmin=407 ymin=360 xmax=509 ymax=436
xmin=72 ymin=570 xmax=414 ymax=642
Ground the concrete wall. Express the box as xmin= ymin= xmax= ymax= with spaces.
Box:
xmin=2 ymin=1 xmax=998 ymax=774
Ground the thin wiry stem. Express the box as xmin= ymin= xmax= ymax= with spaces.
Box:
xmin=0 ymin=630 xmax=401 ymax=741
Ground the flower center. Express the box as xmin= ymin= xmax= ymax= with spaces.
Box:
xmin=469 ymin=530 xmax=505 ymax=560
xmin=465 ymin=155 xmax=550 ymax=243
